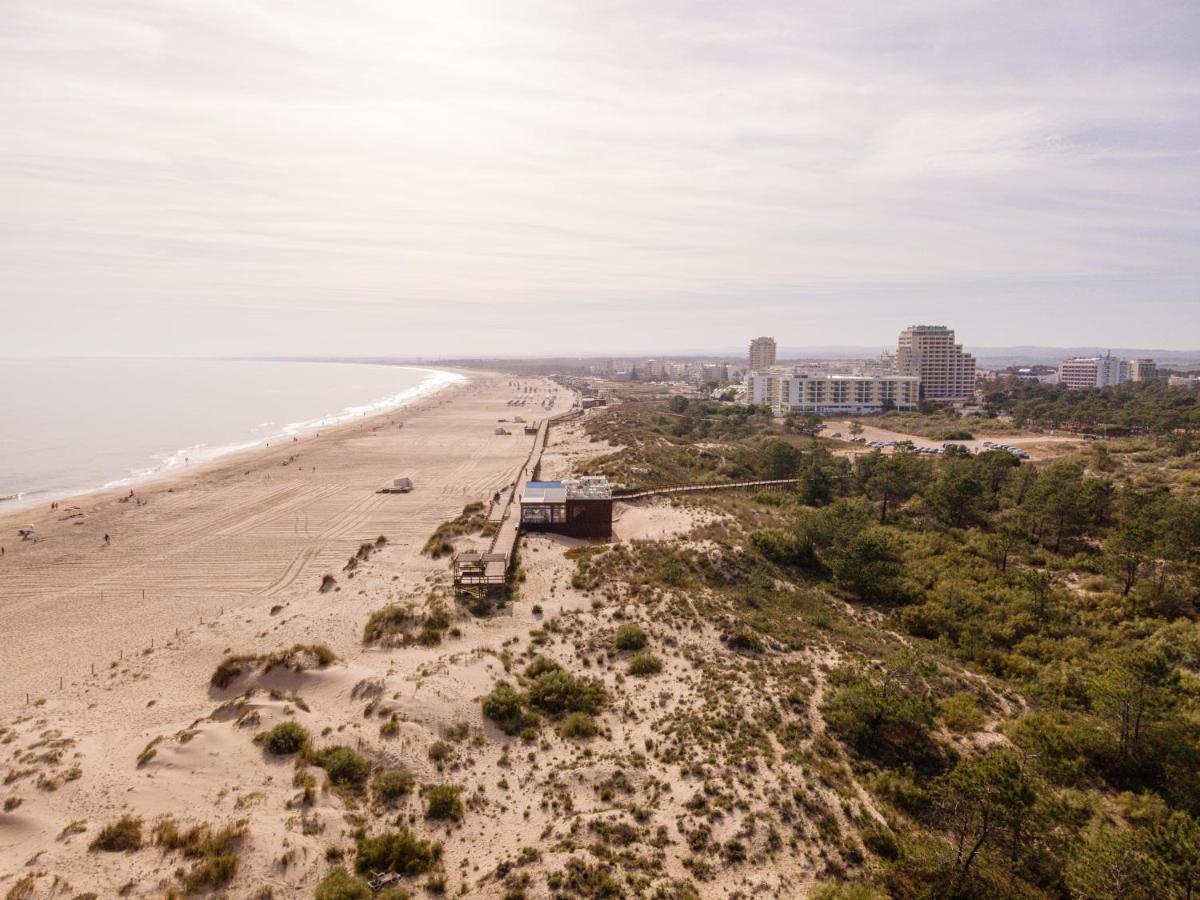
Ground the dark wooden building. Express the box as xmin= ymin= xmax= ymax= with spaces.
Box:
xmin=520 ymin=476 xmax=613 ymax=539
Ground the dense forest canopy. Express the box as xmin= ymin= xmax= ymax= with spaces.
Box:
xmin=981 ymin=378 xmax=1200 ymax=435
xmin=579 ymin=394 xmax=1200 ymax=897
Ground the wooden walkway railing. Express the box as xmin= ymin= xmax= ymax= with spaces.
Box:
xmin=488 ymin=403 xmax=585 ymax=555
xmin=614 ymin=478 xmax=799 ymax=500
xmin=454 ymin=391 xmax=584 ymax=595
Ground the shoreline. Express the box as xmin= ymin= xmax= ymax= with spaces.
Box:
xmin=0 ymin=368 xmax=534 ymax=706
xmin=0 ymin=368 xmax=477 ymax=545
xmin=0 ymin=362 xmax=465 ymax=516
xmin=0 ymin=372 xmax=613 ymax=896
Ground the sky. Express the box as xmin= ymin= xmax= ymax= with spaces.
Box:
xmin=1 ymin=0 xmax=1198 ymax=358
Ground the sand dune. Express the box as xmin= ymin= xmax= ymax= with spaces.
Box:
xmin=0 ymin=380 xmax=821 ymax=898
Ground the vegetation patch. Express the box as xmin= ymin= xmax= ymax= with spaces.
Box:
xmin=256 ymin=721 xmax=309 ymax=755
xmin=627 ymin=653 xmax=663 ymax=677
xmin=310 ymin=745 xmax=371 ymax=793
xmin=373 ymin=768 xmax=416 ymax=804
xmin=89 ymin=815 xmax=143 ymax=852
xmin=422 ymin=502 xmax=494 ymax=558
xmin=614 ymin=623 xmax=648 ymax=651
xmin=559 ymin=712 xmax=600 ymax=739
xmin=315 ymin=867 xmax=373 ymax=900
xmin=152 ymin=817 xmax=248 ymax=892
xmin=210 ymin=644 xmax=336 ymax=689
xmin=424 ymin=784 xmax=464 ymax=821
xmin=355 ymin=827 xmax=443 ymax=876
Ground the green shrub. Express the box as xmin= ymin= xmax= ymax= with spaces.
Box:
xmin=312 ymin=746 xmax=370 ymax=791
xmin=315 ymin=867 xmax=372 ymax=900
xmin=416 ymin=627 xmax=442 ymax=647
xmin=938 ymin=693 xmax=985 ymax=733
xmin=627 ymin=653 xmax=663 ymax=677
xmin=547 ymin=858 xmax=623 ymax=897
xmin=859 ymin=822 xmax=899 ymax=860
xmin=259 ymin=721 xmax=309 ymax=755
xmin=560 ymin=712 xmax=600 ymax=739
xmin=614 ymin=624 xmax=647 ymax=651
xmin=728 ymin=630 xmax=763 ymax=653
xmin=526 ymin=671 xmax=605 ymax=717
xmin=424 ymin=784 xmax=463 ymax=821
xmin=355 ymin=827 xmax=442 ymax=876
xmin=89 ymin=815 xmax=143 ymax=852
xmin=524 ymin=655 xmax=562 ymax=678
xmin=824 ymin=674 xmax=940 ymax=772
xmin=482 ymin=682 xmax=536 ymax=735
xmin=373 ymin=768 xmax=416 ymax=804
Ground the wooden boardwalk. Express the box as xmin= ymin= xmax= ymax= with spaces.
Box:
xmin=488 ymin=406 xmax=581 ymax=556
xmin=614 ymin=478 xmax=799 ymax=500
xmin=454 ymin=402 xmax=582 ymax=593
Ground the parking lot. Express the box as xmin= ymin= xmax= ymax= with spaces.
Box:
xmin=820 ymin=420 xmax=1082 ymax=461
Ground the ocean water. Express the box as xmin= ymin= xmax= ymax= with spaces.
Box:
xmin=0 ymin=359 xmax=461 ymax=511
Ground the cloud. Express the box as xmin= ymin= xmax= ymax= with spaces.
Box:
xmin=0 ymin=0 xmax=1197 ymax=355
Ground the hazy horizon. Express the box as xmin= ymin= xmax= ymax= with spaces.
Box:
xmin=3 ymin=1 xmax=1198 ymax=356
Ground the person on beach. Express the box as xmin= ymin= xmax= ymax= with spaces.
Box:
xmin=104 ymin=533 xmax=111 ymax=545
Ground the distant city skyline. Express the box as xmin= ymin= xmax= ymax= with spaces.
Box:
xmin=2 ymin=1 xmax=1198 ymax=358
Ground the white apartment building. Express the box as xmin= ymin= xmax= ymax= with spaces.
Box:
xmin=1014 ymin=367 xmax=1060 ymax=385
xmin=748 ymin=336 xmax=777 ymax=371
xmin=1059 ymin=355 xmax=1130 ymax=390
xmin=895 ymin=325 xmax=976 ymax=402
xmin=745 ymin=371 xmax=920 ymax=415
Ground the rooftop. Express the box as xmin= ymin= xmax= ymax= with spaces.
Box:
xmin=523 ymin=481 xmax=566 ymax=504
xmin=521 ymin=476 xmax=612 ymax=504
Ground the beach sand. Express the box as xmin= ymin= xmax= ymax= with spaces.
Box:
xmin=0 ymin=372 xmax=542 ymax=709
xmin=0 ymin=374 xmax=580 ymax=891
xmin=0 ymin=375 xmax=818 ymax=898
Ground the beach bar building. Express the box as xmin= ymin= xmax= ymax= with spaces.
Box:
xmin=520 ymin=476 xmax=613 ymax=539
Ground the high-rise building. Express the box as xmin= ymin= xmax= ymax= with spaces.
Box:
xmin=1059 ymin=354 xmax=1130 ymax=389
xmin=895 ymin=325 xmax=976 ymax=402
xmin=748 ymin=336 xmax=777 ymax=372
xmin=1129 ymin=359 xmax=1158 ymax=382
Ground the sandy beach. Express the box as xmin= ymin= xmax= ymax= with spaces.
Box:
xmin=0 ymin=371 xmax=544 ymax=707
xmin=0 ymin=373 xmax=591 ymax=891
xmin=0 ymin=373 xmax=821 ymax=899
